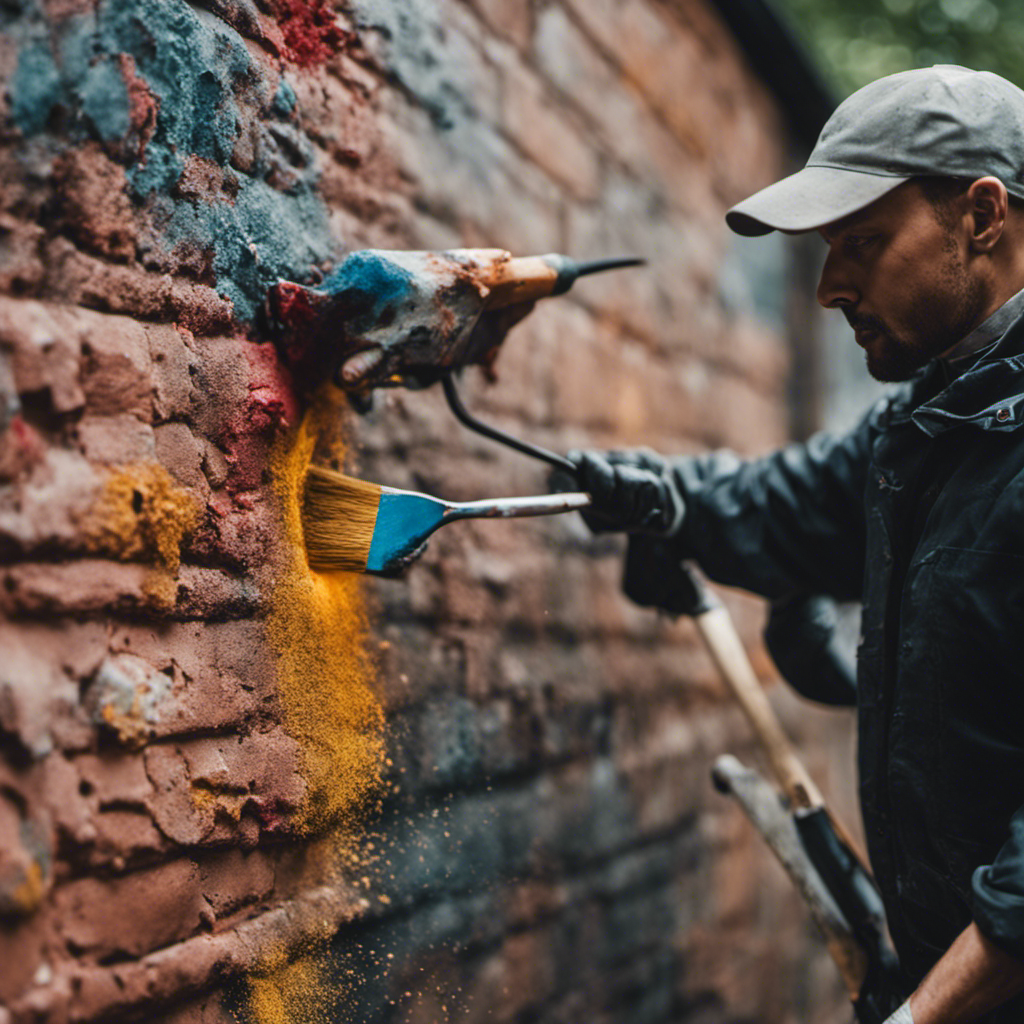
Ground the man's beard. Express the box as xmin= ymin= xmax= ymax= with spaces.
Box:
xmin=845 ymin=254 xmax=984 ymax=383
xmin=846 ymin=312 xmax=933 ymax=382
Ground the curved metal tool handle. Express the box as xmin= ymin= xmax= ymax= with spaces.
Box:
xmin=442 ymin=372 xmax=576 ymax=474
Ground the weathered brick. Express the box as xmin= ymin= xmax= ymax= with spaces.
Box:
xmin=75 ymin=414 xmax=156 ymax=464
xmin=77 ymin=312 xmax=153 ymax=419
xmin=0 ymin=561 xmax=261 ymax=620
xmin=0 ymin=298 xmax=85 ymax=415
xmin=154 ymin=421 xmax=208 ymax=491
xmin=0 ymin=447 xmax=104 ymax=555
xmin=0 ymin=624 xmax=84 ymax=758
xmin=198 ymin=848 xmax=275 ymax=919
xmin=465 ymin=0 xmax=532 ymax=50
xmin=486 ymin=37 xmax=601 ymax=200
xmin=52 ymin=858 xmax=207 ymax=958
xmin=149 ymin=325 xmax=198 ymax=423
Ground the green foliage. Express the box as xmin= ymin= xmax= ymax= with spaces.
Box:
xmin=773 ymin=0 xmax=1024 ymax=95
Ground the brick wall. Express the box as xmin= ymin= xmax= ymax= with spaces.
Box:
xmin=0 ymin=2 xmax=857 ymax=1022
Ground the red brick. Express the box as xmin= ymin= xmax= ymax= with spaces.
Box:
xmin=487 ymin=38 xmax=601 ymax=200
xmin=466 ymin=0 xmax=532 ymax=50
xmin=154 ymin=421 xmax=208 ymax=491
xmin=149 ymin=325 xmax=198 ymax=423
xmin=76 ymin=414 xmax=156 ymax=464
xmin=198 ymin=848 xmax=275 ymax=919
xmin=0 ymin=561 xmax=260 ymax=619
xmin=0 ymin=623 xmax=83 ymax=757
xmin=0 ymin=447 xmax=104 ymax=555
xmin=52 ymin=858 xmax=207 ymax=958
xmin=77 ymin=312 xmax=153 ymax=419
xmin=0 ymin=298 xmax=86 ymax=415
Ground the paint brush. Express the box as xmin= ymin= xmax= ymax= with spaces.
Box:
xmin=302 ymin=464 xmax=591 ymax=575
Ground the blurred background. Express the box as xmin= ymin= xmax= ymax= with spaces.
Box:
xmin=775 ymin=0 xmax=1024 ymax=94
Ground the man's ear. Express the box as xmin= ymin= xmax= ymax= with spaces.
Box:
xmin=967 ymin=177 xmax=1009 ymax=253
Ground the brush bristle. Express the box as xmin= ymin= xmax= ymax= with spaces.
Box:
xmin=302 ymin=465 xmax=382 ymax=572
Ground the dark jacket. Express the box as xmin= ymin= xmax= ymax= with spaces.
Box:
xmin=660 ymin=315 xmax=1024 ymax=1010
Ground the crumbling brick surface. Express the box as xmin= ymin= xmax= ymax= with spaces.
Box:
xmin=1 ymin=2 xmax=856 ymax=1023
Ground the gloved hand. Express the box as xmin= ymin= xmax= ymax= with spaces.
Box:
xmin=557 ymin=448 xmax=685 ymax=535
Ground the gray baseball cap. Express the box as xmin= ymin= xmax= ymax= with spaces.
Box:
xmin=727 ymin=65 xmax=1024 ymax=237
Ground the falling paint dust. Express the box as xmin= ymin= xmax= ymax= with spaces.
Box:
xmin=246 ymin=948 xmax=336 ymax=1024
xmin=246 ymin=396 xmax=388 ymax=1023
xmin=266 ymin=396 xmax=386 ymax=835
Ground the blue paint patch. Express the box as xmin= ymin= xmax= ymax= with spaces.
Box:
xmin=273 ymin=77 xmax=297 ymax=117
xmin=319 ymin=250 xmax=415 ymax=305
xmin=11 ymin=36 xmax=61 ymax=135
xmin=80 ymin=57 xmax=130 ymax=141
xmin=8 ymin=0 xmax=337 ymax=325
xmin=366 ymin=491 xmax=445 ymax=573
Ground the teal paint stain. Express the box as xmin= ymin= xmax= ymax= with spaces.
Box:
xmin=11 ymin=37 xmax=61 ymax=135
xmin=273 ymin=78 xmax=298 ymax=116
xmin=81 ymin=57 xmax=130 ymax=141
xmin=320 ymin=250 xmax=418 ymax=323
xmin=8 ymin=0 xmax=336 ymax=325
xmin=366 ymin=491 xmax=446 ymax=574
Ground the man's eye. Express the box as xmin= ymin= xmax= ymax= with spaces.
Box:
xmin=845 ymin=234 xmax=876 ymax=250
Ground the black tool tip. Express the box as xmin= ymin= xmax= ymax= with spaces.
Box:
xmin=574 ymin=256 xmax=646 ymax=277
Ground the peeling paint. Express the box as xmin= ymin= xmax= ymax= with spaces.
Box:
xmin=86 ymin=653 xmax=174 ymax=748
xmin=8 ymin=0 xmax=336 ymax=323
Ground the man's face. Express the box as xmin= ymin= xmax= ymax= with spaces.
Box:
xmin=817 ymin=182 xmax=986 ymax=382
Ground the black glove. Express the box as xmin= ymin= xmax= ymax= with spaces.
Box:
xmin=559 ymin=449 xmax=685 ymax=535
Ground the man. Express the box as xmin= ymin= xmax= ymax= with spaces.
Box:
xmin=570 ymin=66 xmax=1024 ymax=1023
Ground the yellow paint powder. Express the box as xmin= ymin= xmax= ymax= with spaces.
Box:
xmin=265 ymin=398 xmax=386 ymax=835
xmin=81 ymin=462 xmax=199 ymax=570
xmin=80 ymin=462 xmax=200 ymax=607
xmin=9 ymin=859 xmax=45 ymax=916
xmin=247 ymin=952 xmax=337 ymax=1024
xmin=245 ymin=397 xmax=387 ymax=1024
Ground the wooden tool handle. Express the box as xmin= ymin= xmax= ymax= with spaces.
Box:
xmin=478 ymin=255 xmax=561 ymax=308
xmin=695 ymin=605 xmax=825 ymax=811
xmin=712 ymin=754 xmax=868 ymax=1000
xmin=693 ymin=591 xmax=872 ymax=869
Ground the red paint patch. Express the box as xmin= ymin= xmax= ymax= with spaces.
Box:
xmin=0 ymin=415 xmax=45 ymax=480
xmin=277 ymin=0 xmax=349 ymax=68
xmin=267 ymin=279 xmax=333 ymax=367
xmin=218 ymin=341 xmax=299 ymax=496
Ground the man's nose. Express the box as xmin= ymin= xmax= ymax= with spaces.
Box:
xmin=816 ymin=249 xmax=858 ymax=309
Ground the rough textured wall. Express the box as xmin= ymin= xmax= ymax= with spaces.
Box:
xmin=0 ymin=2 xmax=857 ymax=1023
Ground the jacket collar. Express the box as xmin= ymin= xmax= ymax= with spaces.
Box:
xmin=886 ymin=311 xmax=1024 ymax=436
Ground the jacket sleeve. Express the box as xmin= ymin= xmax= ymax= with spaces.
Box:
xmin=662 ymin=409 xmax=877 ymax=603
xmin=972 ymin=813 xmax=1024 ymax=958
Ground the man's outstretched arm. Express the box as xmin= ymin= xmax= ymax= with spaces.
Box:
xmin=903 ymin=922 xmax=1024 ymax=1024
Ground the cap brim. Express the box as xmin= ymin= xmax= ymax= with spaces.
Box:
xmin=726 ymin=166 xmax=911 ymax=236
